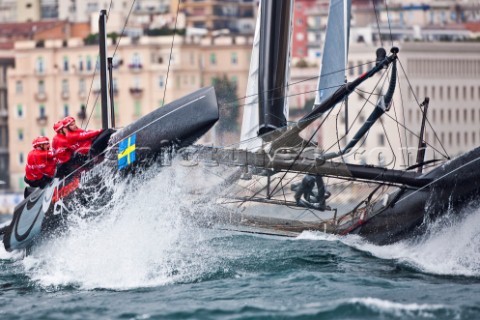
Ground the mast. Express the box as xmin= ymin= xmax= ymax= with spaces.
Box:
xmin=99 ymin=10 xmax=110 ymax=129
xmin=415 ymin=98 xmax=429 ymax=173
xmin=258 ymin=0 xmax=292 ymax=135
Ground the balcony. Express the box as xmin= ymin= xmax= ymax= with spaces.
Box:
xmin=61 ymin=91 xmax=69 ymax=100
xmin=129 ymin=87 xmax=143 ymax=98
xmin=128 ymin=63 xmax=143 ymax=72
xmin=36 ymin=115 xmax=48 ymax=126
xmin=35 ymin=92 xmax=48 ymax=102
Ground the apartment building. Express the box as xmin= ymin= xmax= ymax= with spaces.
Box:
xmin=313 ymin=42 xmax=480 ymax=168
xmin=180 ymin=0 xmax=256 ymax=34
xmin=7 ymin=34 xmax=252 ymax=191
xmin=0 ymin=54 xmax=13 ymax=189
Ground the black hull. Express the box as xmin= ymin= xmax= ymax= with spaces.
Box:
xmin=3 ymin=87 xmax=219 ymax=252
xmin=351 ymin=147 xmax=480 ymax=244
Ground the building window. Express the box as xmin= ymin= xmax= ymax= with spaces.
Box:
xmin=62 ymin=79 xmax=69 ymax=93
xmin=473 ymin=132 xmax=476 ymax=145
xmin=19 ymin=152 xmax=24 ymax=165
xmin=39 ymin=105 xmax=46 ymax=118
xmin=448 ymin=132 xmax=452 ymax=145
xmin=64 ymin=104 xmax=69 ymax=117
xmin=63 ymin=56 xmax=69 ymax=72
xmin=131 ymin=53 xmax=142 ymax=67
xmin=455 ymin=109 xmax=459 ymax=122
xmin=38 ymin=80 xmax=45 ymax=93
xmin=40 ymin=127 xmax=45 ymax=136
xmin=348 ymin=62 xmax=354 ymax=77
xmin=439 ymin=86 xmax=443 ymax=99
xmin=134 ymin=100 xmax=141 ymax=116
xmin=18 ymin=128 xmax=24 ymax=141
xmin=210 ymin=53 xmax=216 ymax=65
xmin=472 ymin=109 xmax=475 ymax=123
xmin=231 ymin=52 xmax=238 ymax=65
xmin=358 ymin=61 xmax=363 ymax=75
xmin=378 ymin=134 xmax=385 ymax=146
xmin=36 ymin=57 xmax=45 ymax=73
xmin=456 ymin=132 xmax=460 ymax=145
xmin=158 ymin=75 xmax=164 ymax=88
xmin=79 ymin=78 xmax=86 ymax=93
xmin=86 ymin=56 xmax=92 ymax=71
xmin=17 ymin=104 xmax=23 ymax=118
xmin=440 ymin=109 xmax=444 ymax=123
xmin=79 ymin=56 xmax=84 ymax=71
xmin=15 ymin=80 xmax=22 ymax=94
xmin=447 ymin=86 xmax=451 ymax=100
xmin=464 ymin=109 xmax=467 ymax=122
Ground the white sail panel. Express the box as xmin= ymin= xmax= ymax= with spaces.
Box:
xmin=240 ymin=1 xmax=261 ymax=147
xmin=314 ymin=0 xmax=351 ymax=105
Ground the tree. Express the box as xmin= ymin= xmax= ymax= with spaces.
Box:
xmin=212 ymin=75 xmax=240 ymax=135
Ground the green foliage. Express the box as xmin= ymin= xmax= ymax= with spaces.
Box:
xmin=212 ymin=75 xmax=240 ymax=134
xmin=295 ymin=59 xmax=309 ymax=68
xmin=144 ymin=28 xmax=186 ymax=36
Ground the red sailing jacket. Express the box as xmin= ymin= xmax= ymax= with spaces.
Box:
xmin=25 ymin=149 xmax=56 ymax=181
xmin=66 ymin=129 xmax=102 ymax=155
xmin=52 ymin=133 xmax=73 ymax=164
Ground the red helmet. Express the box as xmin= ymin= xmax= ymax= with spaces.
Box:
xmin=63 ymin=116 xmax=76 ymax=126
xmin=32 ymin=136 xmax=50 ymax=147
xmin=53 ymin=120 xmax=64 ymax=132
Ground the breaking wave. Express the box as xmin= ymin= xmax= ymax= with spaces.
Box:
xmin=300 ymin=204 xmax=480 ymax=277
xmin=20 ymin=161 xmax=226 ymax=290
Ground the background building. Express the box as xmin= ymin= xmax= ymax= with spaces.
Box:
xmin=180 ymin=0 xmax=256 ymax=34
xmin=7 ymin=34 xmax=252 ymax=191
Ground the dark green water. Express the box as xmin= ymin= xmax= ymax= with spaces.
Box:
xmin=1 ymin=210 xmax=480 ymax=320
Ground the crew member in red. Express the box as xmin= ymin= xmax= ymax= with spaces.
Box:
xmin=52 ymin=119 xmax=74 ymax=177
xmin=24 ymin=136 xmax=56 ymax=188
xmin=63 ymin=116 xmax=102 ymax=157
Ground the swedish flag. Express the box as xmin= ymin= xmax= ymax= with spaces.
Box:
xmin=118 ymin=134 xmax=136 ymax=169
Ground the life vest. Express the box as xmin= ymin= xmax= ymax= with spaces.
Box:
xmin=52 ymin=133 xmax=73 ymax=164
xmin=25 ymin=149 xmax=56 ymax=181
xmin=66 ymin=129 xmax=102 ymax=155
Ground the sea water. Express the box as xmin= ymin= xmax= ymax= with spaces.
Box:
xmin=1 ymin=163 xmax=480 ymax=320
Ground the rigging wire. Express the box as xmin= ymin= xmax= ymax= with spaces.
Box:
xmin=81 ymin=0 xmax=137 ymax=129
xmin=397 ymin=58 xmax=450 ymax=159
xmin=112 ymin=0 xmax=137 ymax=58
xmin=161 ymin=0 xmax=181 ymax=108
xmin=383 ymin=0 xmax=394 ymax=48
xmin=372 ymin=0 xmax=384 ymax=47
xmin=106 ymin=0 xmax=114 ymax=21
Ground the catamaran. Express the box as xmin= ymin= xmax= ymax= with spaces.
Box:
xmin=181 ymin=0 xmax=480 ymax=245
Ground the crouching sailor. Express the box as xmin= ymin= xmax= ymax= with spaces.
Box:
xmin=63 ymin=116 xmax=103 ymax=159
xmin=63 ymin=116 xmax=114 ymax=159
xmin=24 ymin=136 xmax=56 ymax=189
xmin=293 ymin=174 xmax=331 ymax=211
